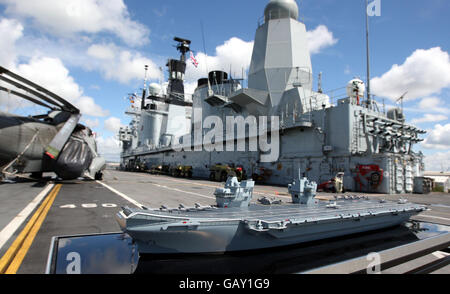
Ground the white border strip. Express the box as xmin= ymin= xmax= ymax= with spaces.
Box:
xmin=96 ymin=180 xmax=144 ymax=208
xmin=152 ymin=183 xmax=215 ymax=200
xmin=0 ymin=183 xmax=55 ymax=251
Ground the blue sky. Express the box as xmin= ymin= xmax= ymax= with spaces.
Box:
xmin=0 ymin=0 xmax=449 ymax=170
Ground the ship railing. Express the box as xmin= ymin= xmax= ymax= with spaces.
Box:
xmin=211 ymin=84 xmax=235 ymax=98
xmin=290 ymin=68 xmax=312 ymax=89
xmin=125 ymin=107 xmax=141 ymax=116
xmin=321 ymin=86 xmax=347 ymax=107
xmin=322 ymin=86 xmax=386 ymax=114
xmin=257 ymin=9 xmax=299 ymax=27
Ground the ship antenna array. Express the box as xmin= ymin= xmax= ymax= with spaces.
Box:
xmin=365 ymin=0 xmax=372 ymax=110
xmin=159 ymin=67 xmax=164 ymax=90
xmin=140 ymin=65 xmax=149 ymax=110
xmin=200 ymin=21 xmax=213 ymax=96
xmin=144 ymin=65 xmax=149 ymax=88
xmin=318 ymin=72 xmax=323 ymax=93
xmin=396 ymin=91 xmax=408 ymax=120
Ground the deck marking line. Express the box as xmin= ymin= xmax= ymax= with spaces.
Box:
xmin=415 ymin=214 xmax=450 ymax=222
xmin=0 ymin=184 xmax=61 ymax=274
xmin=0 ymin=184 xmax=57 ymax=273
xmin=96 ymin=180 xmax=144 ymax=209
xmin=5 ymin=184 xmax=62 ymax=274
xmin=152 ymin=183 xmax=215 ymax=200
xmin=0 ymin=183 xmax=54 ymax=252
xmin=135 ymin=172 xmax=292 ymax=199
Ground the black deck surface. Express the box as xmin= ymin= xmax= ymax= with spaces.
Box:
xmin=15 ymin=180 xmax=132 ymax=274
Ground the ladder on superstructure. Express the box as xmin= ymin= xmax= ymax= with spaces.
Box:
xmin=351 ymin=118 xmax=360 ymax=154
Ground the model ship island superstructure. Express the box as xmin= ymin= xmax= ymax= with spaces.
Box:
xmin=119 ymin=0 xmax=426 ymax=194
xmin=116 ymin=173 xmax=426 ymax=254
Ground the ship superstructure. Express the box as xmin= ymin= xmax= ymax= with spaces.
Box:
xmin=119 ymin=0 xmax=426 ymax=194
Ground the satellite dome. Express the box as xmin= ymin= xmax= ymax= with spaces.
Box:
xmin=148 ymin=83 xmax=162 ymax=96
xmin=346 ymin=79 xmax=366 ymax=104
xmin=264 ymin=0 xmax=299 ymax=22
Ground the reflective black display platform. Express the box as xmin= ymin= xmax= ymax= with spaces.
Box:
xmin=46 ymin=222 xmax=450 ymax=274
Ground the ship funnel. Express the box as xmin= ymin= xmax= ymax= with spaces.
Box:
xmin=264 ymin=0 xmax=299 ymax=22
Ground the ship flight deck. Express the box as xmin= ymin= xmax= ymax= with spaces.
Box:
xmin=0 ymin=168 xmax=449 ymax=274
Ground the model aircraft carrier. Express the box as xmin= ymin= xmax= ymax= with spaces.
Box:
xmin=0 ymin=169 xmax=449 ymax=274
xmin=119 ymin=0 xmax=426 ymax=195
xmin=116 ymin=173 xmax=426 ymax=254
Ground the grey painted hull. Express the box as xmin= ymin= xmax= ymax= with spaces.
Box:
xmin=116 ymin=201 xmax=426 ymax=254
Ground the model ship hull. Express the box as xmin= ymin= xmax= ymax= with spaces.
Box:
xmin=116 ymin=200 xmax=425 ymax=254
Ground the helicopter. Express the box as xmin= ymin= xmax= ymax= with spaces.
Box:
xmin=0 ymin=65 xmax=106 ymax=181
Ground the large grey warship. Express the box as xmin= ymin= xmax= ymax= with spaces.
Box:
xmin=119 ymin=0 xmax=426 ymax=195
xmin=116 ymin=173 xmax=426 ymax=254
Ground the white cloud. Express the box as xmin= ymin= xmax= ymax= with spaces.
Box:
xmin=400 ymin=96 xmax=450 ymax=125
xmin=424 ymin=150 xmax=450 ymax=172
xmin=86 ymin=43 xmax=162 ymax=84
xmin=186 ymin=37 xmax=254 ymax=83
xmin=411 ymin=114 xmax=448 ymax=124
xmin=386 ymin=96 xmax=450 ymax=116
xmin=87 ymin=44 xmax=116 ymax=60
xmin=8 ymin=35 xmax=162 ymax=86
xmin=15 ymin=56 xmax=109 ymax=117
xmin=184 ymin=81 xmax=198 ymax=96
xmin=417 ymin=97 xmax=449 ymax=114
xmin=77 ymin=96 xmax=109 ymax=117
xmin=372 ymin=47 xmax=450 ymax=101
xmin=82 ymin=118 xmax=100 ymax=129
xmin=185 ymin=25 xmax=337 ymax=87
xmin=96 ymin=136 xmax=121 ymax=162
xmin=0 ymin=19 xmax=27 ymax=111
xmin=0 ymin=18 xmax=23 ymax=68
xmin=0 ymin=17 xmax=108 ymax=117
xmin=17 ymin=57 xmax=81 ymax=99
xmin=0 ymin=0 xmax=149 ymax=46
xmin=422 ymin=123 xmax=450 ymax=150
xmin=419 ymin=96 xmax=441 ymax=109
xmin=104 ymin=117 xmax=125 ymax=133
xmin=306 ymin=25 xmax=338 ymax=54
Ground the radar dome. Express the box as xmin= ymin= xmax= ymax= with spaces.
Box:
xmin=149 ymin=83 xmax=162 ymax=96
xmin=346 ymin=79 xmax=366 ymax=103
xmin=264 ymin=0 xmax=299 ymax=22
